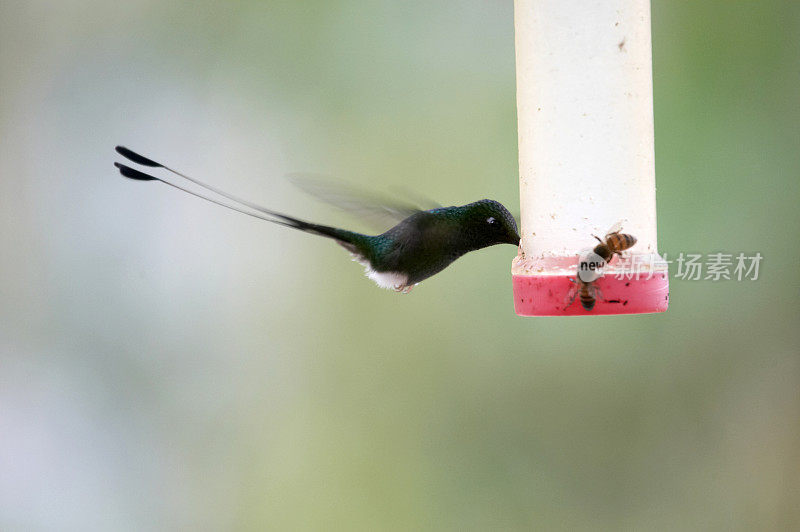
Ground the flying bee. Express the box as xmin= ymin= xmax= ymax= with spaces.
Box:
xmin=565 ymin=277 xmax=603 ymax=311
xmin=592 ymin=221 xmax=637 ymax=264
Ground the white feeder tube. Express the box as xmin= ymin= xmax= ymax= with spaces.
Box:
xmin=513 ymin=0 xmax=658 ymax=261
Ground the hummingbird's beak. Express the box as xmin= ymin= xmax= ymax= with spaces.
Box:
xmin=510 ymin=233 xmax=520 ymax=246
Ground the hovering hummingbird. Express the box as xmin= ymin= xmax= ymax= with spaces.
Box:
xmin=114 ymin=146 xmax=520 ymax=293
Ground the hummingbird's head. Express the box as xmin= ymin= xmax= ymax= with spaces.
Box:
xmin=463 ymin=200 xmax=520 ymax=248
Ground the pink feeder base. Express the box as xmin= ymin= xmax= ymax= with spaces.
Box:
xmin=512 ymin=259 xmax=669 ymax=316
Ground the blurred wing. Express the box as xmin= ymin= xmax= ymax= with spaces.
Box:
xmin=385 ymin=185 xmax=442 ymax=212
xmin=605 ymin=219 xmax=626 ymax=237
xmin=287 ymin=173 xmax=438 ymax=231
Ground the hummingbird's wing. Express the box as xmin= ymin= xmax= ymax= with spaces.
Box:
xmin=287 ymin=173 xmax=440 ymax=232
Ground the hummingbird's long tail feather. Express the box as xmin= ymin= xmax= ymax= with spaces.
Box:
xmin=114 ymin=147 xmax=367 ymax=248
xmin=116 ymin=146 xmax=295 ymax=221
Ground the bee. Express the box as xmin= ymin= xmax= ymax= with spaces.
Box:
xmin=565 ymin=222 xmax=637 ymax=312
xmin=565 ymin=277 xmax=603 ymax=311
xmin=592 ymin=221 xmax=637 ymax=264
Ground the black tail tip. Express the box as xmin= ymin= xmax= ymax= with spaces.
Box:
xmin=115 ymin=162 xmax=158 ymax=181
xmin=115 ymin=146 xmax=162 ymax=168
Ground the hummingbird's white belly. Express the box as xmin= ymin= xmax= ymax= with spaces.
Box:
xmin=366 ymin=268 xmax=409 ymax=291
xmin=349 ymin=252 xmax=413 ymax=292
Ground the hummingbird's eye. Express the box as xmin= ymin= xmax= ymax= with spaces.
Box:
xmin=487 ymin=217 xmax=496 ymax=224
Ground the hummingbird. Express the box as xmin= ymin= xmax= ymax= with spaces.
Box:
xmin=114 ymin=146 xmax=520 ymax=293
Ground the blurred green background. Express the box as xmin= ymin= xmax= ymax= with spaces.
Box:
xmin=1 ymin=1 xmax=798 ymax=529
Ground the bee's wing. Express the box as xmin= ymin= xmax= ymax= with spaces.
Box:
xmin=563 ymin=278 xmax=579 ymax=308
xmin=592 ymin=283 xmax=604 ymax=301
xmin=604 ymin=219 xmax=626 ymax=237
xmin=287 ymin=173 xmax=438 ymax=231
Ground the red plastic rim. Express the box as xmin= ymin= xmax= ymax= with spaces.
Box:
xmin=512 ymin=256 xmax=669 ymax=316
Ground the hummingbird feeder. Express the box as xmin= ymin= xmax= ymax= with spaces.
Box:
xmin=511 ymin=0 xmax=669 ymax=316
